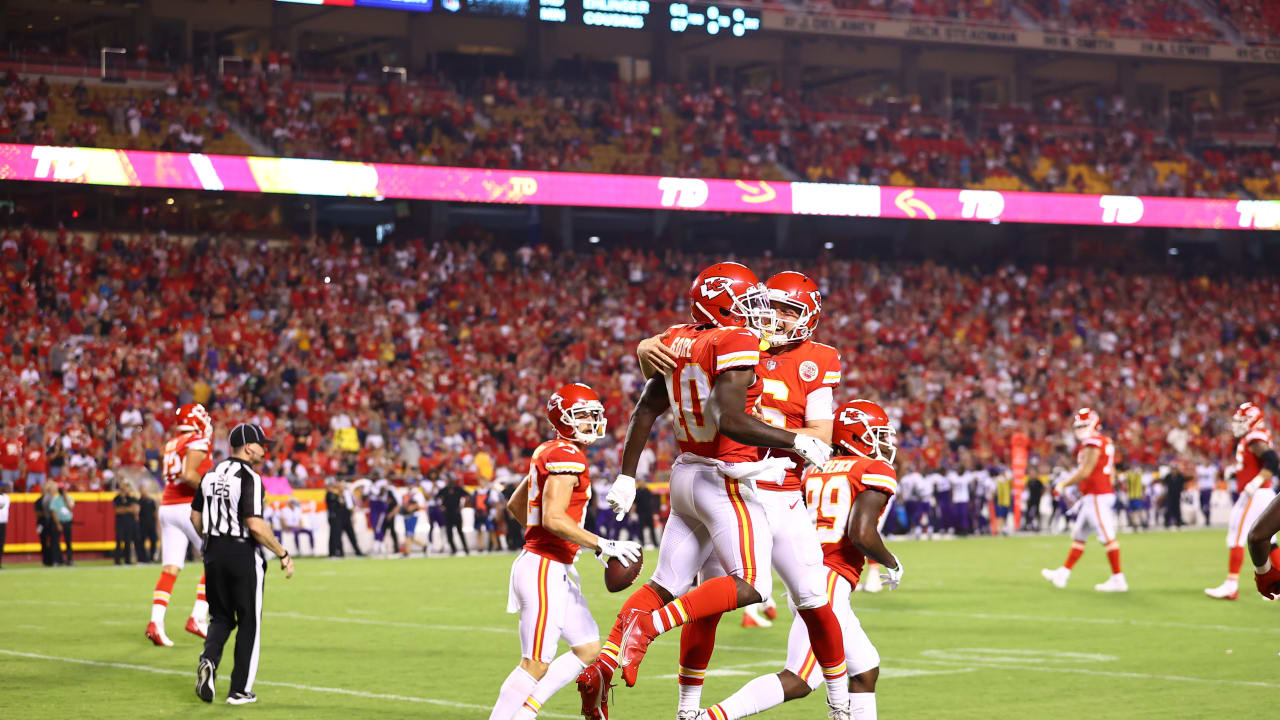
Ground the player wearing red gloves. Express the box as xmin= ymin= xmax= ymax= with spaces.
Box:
xmin=1247 ymin=492 xmax=1280 ymax=600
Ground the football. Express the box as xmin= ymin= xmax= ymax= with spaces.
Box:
xmin=603 ymin=552 xmax=644 ymax=593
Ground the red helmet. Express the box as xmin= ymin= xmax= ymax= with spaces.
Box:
xmin=176 ymin=403 xmax=212 ymax=437
xmin=833 ymin=399 xmax=896 ymax=464
xmin=546 ymin=383 xmax=607 ymax=445
xmin=688 ymin=262 xmax=774 ymax=335
xmin=765 ymin=271 xmax=822 ymax=345
xmin=1072 ymin=407 xmax=1100 ymax=440
xmin=1232 ymin=402 xmax=1266 ymax=439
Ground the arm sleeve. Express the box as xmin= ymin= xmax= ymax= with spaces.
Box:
xmin=713 ymin=329 xmax=761 ymax=376
xmin=239 ymin=470 xmax=263 ymax=519
xmin=804 ymin=386 xmax=835 ymax=422
xmin=858 ymin=461 xmax=899 ymax=496
xmin=822 ymin=349 xmax=842 ymax=387
xmin=190 ymin=483 xmax=204 ymax=513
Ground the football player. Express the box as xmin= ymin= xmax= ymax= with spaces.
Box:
xmin=696 ymin=399 xmax=902 ymax=720
xmin=1206 ymin=403 xmax=1279 ymax=599
xmin=490 ymin=383 xmax=642 ymax=720
xmin=578 ymin=263 xmax=841 ymax=720
xmin=636 ymin=270 xmax=847 ymax=719
xmin=146 ymin=403 xmax=215 ymax=647
xmin=1041 ymin=409 xmax=1128 ymax=592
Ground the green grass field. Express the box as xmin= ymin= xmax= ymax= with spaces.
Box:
xmin=2 ymin=529 xmax=1277 ymax=719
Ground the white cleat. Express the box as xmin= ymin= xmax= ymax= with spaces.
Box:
xmin=741 ymin=603 xmax=773 ymax=628
xmin=677 ymin=711 xmax=701 ymax=720
xmin=1040 ymin=567 xmax=1069 ymax=589
xmin=1204 ymin=580 xmax=1239 ymax=600
xmin=827 ymin=701 xmax=853 ymax=720
xmin=1094 ymin=574 xmax=1129 ymax=593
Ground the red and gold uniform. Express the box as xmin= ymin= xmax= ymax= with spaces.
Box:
xmin=1069 ymin=433 xmax=1119 ymax=544
xmin=158 ymin=429 xmax=212 ymax=568
xmin=507 ymin=439 xmax=599 ymax=663
xmin=756 ymin=340 xmax=842 ymax=492
xmin=660 ymin=323 xmax=763 ymax=463
xmin=1227 ymin=426 xmax=1275 ymax=549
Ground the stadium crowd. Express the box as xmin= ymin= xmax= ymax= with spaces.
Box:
xmin=3 ymin=228 xmax=1278 ymax=512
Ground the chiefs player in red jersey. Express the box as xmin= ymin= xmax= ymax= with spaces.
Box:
xmin=637 ymin=270 xmax=846 ymax=719
xmin=1206 ymin=402 xmax=1279 ymax=599
xmin=696 ymin=399 xmax=902 ymax=720
xmin=489 ymin=383 xmax=642 ymax=720
xmin=579 ymin=263 xmax=844 ymax=720
xmin=146 ymin=403 xmax=215 ymax=647
xmin=1041 ymin=408 xmax=1128 ymax=593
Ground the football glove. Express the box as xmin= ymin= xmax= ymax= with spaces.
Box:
xmin=1255 ymin=549 xmax=1280 ymax=600
xmin=792 ymin=434 xmax=832 ymax=468
xmin=880 ymin=555 xmax=904 ymax=591
xmin=606 ymin=473 xmax=637 ymax=521
xmin=597 ymin=539 xmax=643 ymax=568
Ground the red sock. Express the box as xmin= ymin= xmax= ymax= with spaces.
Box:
xmin=652 ymin=576 xmax=740 ymax=634
xmin=196 ymin=573 xmax=207 ymax=603
xmin=797 ymin=604 xmax=847 ymax=673
xmin=1106 ymin=548 xmax=1122 ymax=575
xmin=601 ymin=584 xmax=665 ymax=671
xmin=677 ymin=614 xmax=722 ymax=688
xmin=1063 ymin=543 xmax=1085 ymax=570
xmin=1228 ymin=547 xmax=1245 ymax=578
xmin=153 ymin=572 xmax=176 ymax=607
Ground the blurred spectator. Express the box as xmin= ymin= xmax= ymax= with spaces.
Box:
xmin=325 ymin=480 xmax=345 ymax=558
xmin=282 ymin=497 xmax=315 ymax=556
xmin=36 ymin=481 xmax=61 ymax=567
xmin=138 ymin=484 xmax=158 ymax=563
xmin=0 ymin=481 xmax=9 ymax=568
xmin=114 ymin=480 xmax=140 ymax=565
xmin=0 ymin=429 xmax=20 ymax=488
xmin=438 ymin=476 xmax=469 ymax=556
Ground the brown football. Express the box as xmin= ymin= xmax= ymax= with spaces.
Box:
xmin=604 ymin=552 xmax=644 ymax=593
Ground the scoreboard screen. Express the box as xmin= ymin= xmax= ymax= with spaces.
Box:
xmin=277 ymin=0 xmax=760 ymax=36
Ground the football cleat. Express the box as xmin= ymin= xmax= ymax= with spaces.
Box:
xmin=763 ymin=597 xmax=777 ymax=621
xmin=1204 ymin=580 xmax=1239 ymax=600
xmin=1040 ymin=567 xmax=1069 ymax=589
xmin=195 ymin=658 xmax=215 ymax=703
xmin=1094 ymin=574 xmax=1128 ymax=593
xmin=827 ymin=700 xmax=853 ymax=720
xmin=618 ymin=609 xmax=659 ymax=687
xmin=676 ymin=711 xmax=701 ymax=720
xmin=576 ymin=661 xmax=613 ymax=720
xmin=741 ymin=604 xmax=772 ymax=628
xmin=146 ymin=622 xmax=174 ymax=647
xmin=226 ymin=691 xmax=257 ymax=705
xmin=185 ymin=616 xmax=208 ymax=638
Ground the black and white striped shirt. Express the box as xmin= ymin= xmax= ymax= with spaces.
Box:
xmin=192 ymin=458 xmax=264 ymax=541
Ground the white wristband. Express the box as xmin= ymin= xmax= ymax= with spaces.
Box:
xmin=1256 ymin=559 xmax=1272 ymax=575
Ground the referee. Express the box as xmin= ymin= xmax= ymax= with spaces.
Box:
xmin=191 ymin=423 xmax=295 ymax=705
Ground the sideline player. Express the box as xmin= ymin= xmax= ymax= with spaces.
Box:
xmin=579 ymin=262 xmax=842 ymax=719
xmin=637 ymin=270 xmax=843 ymax=718
xmin=1040 ymin=408 xmax=1128 ymax=592
xmin=489 ymin=383 xmax=642 ymax=720
xmin=146 ymin=403 xmax=215 ymax=646
xmin=697 ymin=399 xmax=902 ymax=720
xmin=1206 ymin=402 xmax=1279 ymax=599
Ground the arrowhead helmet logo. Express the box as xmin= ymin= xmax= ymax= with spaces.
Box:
xmin=699 ymin=276 xmax=734 ymax=299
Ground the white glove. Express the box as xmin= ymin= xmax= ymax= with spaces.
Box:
xmin=879 ymin=555 xmax=904 ymax=591
xmin=606 ymin=474 xmax=637 ymax=521
xmin=1242 ymin=477 xmax=1265 ymax=498
xmin=597 ymin=539 xmax=642 ymax=568
xmin=792 ymin=434 xmax=832 ymax=468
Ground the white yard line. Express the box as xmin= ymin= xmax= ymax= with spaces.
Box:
xmin=0 ymin=650 xmax=577 ymax=719
xmin=888 ymin=654 xmax=1280 ymax=690
xmin=270 ymin=610 xmax=516 ymax=634
xmin=855 ymin=606 xmax=1280 ymax=635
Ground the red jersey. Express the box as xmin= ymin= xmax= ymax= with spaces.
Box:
xmin=756 ymin=340 xmax=841 ymax=491
xmin=660 ymin=324 xmax=763 ymax=463
xmin=524 ymin=439 xmax=592 ymax=564
xmin=24 ymin=445 xmax=47 ymax=474
xmin=161 ymin=431 xmax=212 ymax=505
xmin=1233 ymin=427 xmax=1273 ymax=493
xmin=0 ymin=438 xmax=21 ymax=471
xmin=803 ymin=456 xmax=897 ymax=586
xmin=1076 ymin=434 xmax=1116 ymax=495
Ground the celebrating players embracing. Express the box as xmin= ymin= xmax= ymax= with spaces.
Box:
xmin=146 ymin=403 xmax=215 ymax=647
xmin=579 ymin=262 xmax=845 ymax=719
xmin=638 ymin=270 xmax=852 ymax=719
xmin=1205 ymin=402 xmax=1279 ymax=599
xmin=490 ymin=383 xmax=642 ymax=720
xmin=1041 ymin=408 xmax=1128 ymax=593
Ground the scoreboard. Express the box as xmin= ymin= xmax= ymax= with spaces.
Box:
xmin=276 ymin=0 xmax=761 ymax=36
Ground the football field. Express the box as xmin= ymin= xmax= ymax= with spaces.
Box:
xmin=2 ymin=529 xmax=1276 ymax=719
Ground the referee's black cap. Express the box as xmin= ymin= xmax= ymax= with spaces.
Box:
xmin=229 ymin=423 xmax=272 ymax=448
